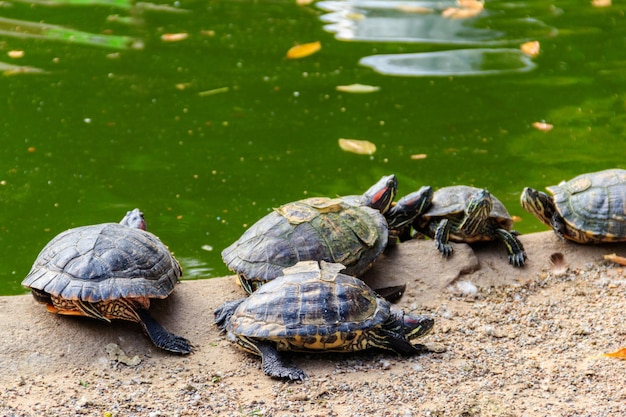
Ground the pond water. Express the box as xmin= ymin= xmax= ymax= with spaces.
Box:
xmin=1 ymin=0 xmax=625 ymax=295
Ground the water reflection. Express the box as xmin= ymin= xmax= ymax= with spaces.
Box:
xmin=0 ymin=61 xmax=47 ymax=75
xmin=177 ymin=257 xmax=214 ymax=280
xmin=317 ymin=0 xmax=556 ymax=45
xmin=0 ymin=16 xmax=143 ymax=50
xmin=360 ymin=48 xmax=536 ymax=76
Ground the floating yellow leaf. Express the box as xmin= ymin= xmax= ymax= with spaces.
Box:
xmin=592 ymin=0 xmax=611 ymax=7
xmin=603 ymin=347 xmax=626 ymax=359
xmin=532 ymin=121 xmax=553 ymax=132
xmin=198 ymin=86 xmax=230 ymax=97
xmin=7 ymin=50 xmax=24 ymax=59
xmin=286 ymin=41 xmax=321 ymax=59
xmin=344 ymin=12 xmax=366 ymax=20
xmin=161 ymin=33 xmax=189 ymax=42
xmin=336 ymin=83 xmax=380 ymax=93
xmin=442 ymin=7 xmax=483 ymax=18
xmin=604 ymin=253 xmax=626 ymax=266
xmin=338 ymin=138 xmax=376 ymax=155
xmin=457 ymin=0 xmax=484 ymax=10
xmin=296 ymin=0 xmax=314 ymax=5
xmin=396 ymin=5 xmax=434 ymax=13
xmin=521 ymin=41 xmax=540 ymax=58
xmin=410 ymin=153 xmax=427 ymax=160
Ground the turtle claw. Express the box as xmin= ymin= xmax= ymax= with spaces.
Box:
xmin=159 ymin=334 xmax=194 ymax=355
xmin=508 ymin=251 xmax=527 ymax=268
xmin=435 ymin=240 xmax=453 ymax=257
xmin=267 ymin=365 xmax=307 ymax=381
xmin=137 ymin=308 xmax=194 ymax=355
xmin=148 ymin=327 xmax=194 ymax=355
xmin=257 ymin=341 xmax=307 ymax=381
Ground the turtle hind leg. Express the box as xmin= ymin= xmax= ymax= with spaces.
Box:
xmin=30 ymin=288 xmax=52 ymax=304
xmin=214 ymin=298 xmax=246 ymax=330
xmin=254 ymin=341 xmax=307 ymax=381
xmin=136 ymin=308 xmax=194 ymax=355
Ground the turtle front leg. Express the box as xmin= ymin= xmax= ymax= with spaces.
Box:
xmin=434 ymin=219 xmax=453 ymax=256
xmin=550 ymin=212 xmax=567 ymax=240
xmin=375 ymin=328 xmax=432 ymax=356
xmin=255 ymin=341 xmax=307 ymax=381
xmin=136 ymin=308 xmax=194 ymax=355
xmin=494 ymin=228 xmax=527 ymax=267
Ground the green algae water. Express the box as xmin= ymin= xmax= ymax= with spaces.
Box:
xmin=1 ymin=0 xmax=625 ymax=295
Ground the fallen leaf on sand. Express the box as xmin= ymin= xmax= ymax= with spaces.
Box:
xmin=604 ymin=253 xmax=626 ymax=266
xmin=602 ymin=347 xmax=626 ymax=359
xmin=338 ymin=138 xmax=376 ymax=155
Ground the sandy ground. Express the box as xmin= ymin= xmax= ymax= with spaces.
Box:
xmin=1 ymin=231 xmax=626 ymax=417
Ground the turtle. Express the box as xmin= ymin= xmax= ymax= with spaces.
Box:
xmin=214 ymin=260 xmax=434 ymax=380
xmin=221 ymin=174 xmax=433 ymax=293
xmin=520 ymin=169 xmax=626 ymax=243
xmin=414 ymin=185 xmax=526 ymax=267
xmin=22 ymin=209 xmax=193 ymax=354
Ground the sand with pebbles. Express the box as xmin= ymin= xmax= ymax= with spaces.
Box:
xmin=1 ymin=231 xmax=626 ymax=417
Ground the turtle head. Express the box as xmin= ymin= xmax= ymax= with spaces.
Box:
xmin=120 ymin=208 xmax=146 ymax=230
xmin=362 ymin=175 xmax=398 ymax=214
xmin=458 ymin=189 xmax=493 ymax=234
xmin=386 ymin=186 xmax=433 ymax=230
xmin=390 ymin=309 xmax=434 ymax=340
xmin=520 ymin=187 xmax=556 ymax=227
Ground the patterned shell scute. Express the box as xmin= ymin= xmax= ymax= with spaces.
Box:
xmin=221 ymin=197 xmax=388 ymax=281
xmin=22 ymin=223 xmax=181 ymax=303
xmin=548 ymin=169 xmax=626 ymax=240
xmin=278 ymin=198 xmax=345 ymax=224
xmin=425 ymin=185 xmax=513 ymax=229
xmin=227 ymin=269 xmax=390 ymax=346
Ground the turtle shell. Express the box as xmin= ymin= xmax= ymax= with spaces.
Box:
xmin=547 ymin=169 xmax=626 ymax=242
xmin=418 ymin=185 xmax=513 ymax=241
xmin=226 ymin=261 xmax=390 ymax=352
xmin=221 ymin=196 xmax=388 ymax=287
xmin=22 ymin=222 xmax=182 ymax=303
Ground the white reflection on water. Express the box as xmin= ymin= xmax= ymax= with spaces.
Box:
xmin=359 ymin=48 xmax=536 ymax=76
xmin=317 ymin=0 xmax=555 ymax=45
xmin=177 ymin=257 xmax=215 ymax=279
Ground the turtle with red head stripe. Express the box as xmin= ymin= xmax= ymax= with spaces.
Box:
xmin=214 ymin=261 xmax=434 ymax=380
xmin=222 ymin=175 xmax=433 ymax=293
